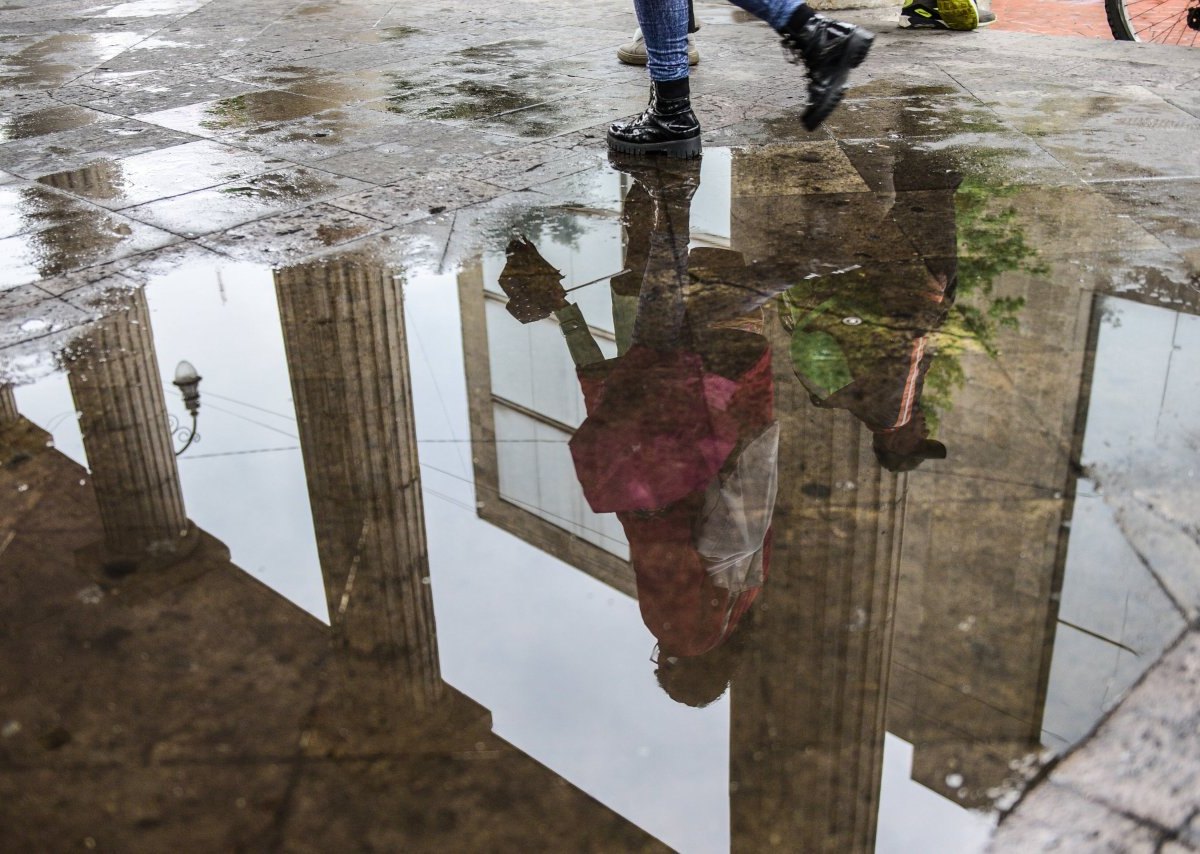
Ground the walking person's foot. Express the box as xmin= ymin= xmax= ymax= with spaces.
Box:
xmin=607 ymin=78 xmax=703 ymax=159
xmin=617 ymin=28 xmax=701 ymax=66
xmin=780 ymin=10 xmax=875 ymax=132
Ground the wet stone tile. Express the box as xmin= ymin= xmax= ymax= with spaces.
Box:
xmin=451 ymin=143 xmax=603 ymax=192
xmin=732 ymin=141 xmax=871 ymax=196
xmin=35 ymin=140 xmax=287 ymax=210
xmin=358 ymin=65 xmax=598 ymax=124
xmin=0 ymin=209 xmax=178 ymax=289
xmin=0 ymin=103 xmax=113 ymax=142
xmin=120 ymin=165 xmax=373 ymax=237
xmin=1051 ymin=632 xmax=1200 ymax=829
xmin=134 ymin=89 xmax=348 ymax=138
xmin=0 ymin=292 xmax=94 ymax=352
xmin=463 ymin=87 xmax=647 ymax=141
xmin=218 ymin=107 xmax=418 ymax=164
xmin=822 ymin=96 xmax=1010 ymax=141
xmin=987 ymin=782 xmax=1161 ymax=853
xmin=330 ymin=174 xmax=508 ymax=227
xmin=838 ymin=133 xmax=1084 ymax=192
xmin=0 ymin=118 xmax=197 ymax=179
xmin=0 ymin=182 xmax=119 ymax=239
xmin=284 ymin=122 xmax=519 ymax=183
xmin=0 ymin=31 xmax=148 ymax=88
xmin=199 ymin=201 xmax=390 ymax=261
xmin=82 ymin=75 xmax=264 ymax=117
xmin=1036 ymin=126 xmax=1200 ymax=182
xmin=979 ymin=85 xmax=1200 ymax=140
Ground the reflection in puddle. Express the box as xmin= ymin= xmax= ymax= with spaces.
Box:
xmin=0 ymin=105 xmax=107 ymax=143
xmin=1 ymin=134 xmax=1197 ymax=854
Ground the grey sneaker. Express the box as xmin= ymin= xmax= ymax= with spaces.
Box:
xmin=617 ymin=28 xmax=700 ymax=66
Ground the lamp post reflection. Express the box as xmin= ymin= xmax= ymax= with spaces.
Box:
xmin=169 ymin=359 xmax=201 ymax=456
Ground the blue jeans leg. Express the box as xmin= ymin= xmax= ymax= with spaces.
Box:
xmin=631 ymin=0 xmax=691 ymax=81
xmin=726 ymin=0 xmax=806 ymax=31
xmin=631 ymin=0 xmax=809 ymax=82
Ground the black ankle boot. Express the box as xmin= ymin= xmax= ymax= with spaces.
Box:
xmin=781 ymin=12 xmax=874 ymax=132
xmin=607 ymin=79 xmax=702 ymax=159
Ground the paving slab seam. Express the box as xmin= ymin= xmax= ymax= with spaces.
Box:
xmin=993 ymin=627 xmax=1197 ymax=828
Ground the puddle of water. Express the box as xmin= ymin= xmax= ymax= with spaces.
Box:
xmin=1 ymin=32 xmax=146 ymax=87
xmin=1 ymin=144 xmax=1197 ymax=854
xmin=0 ymin=104 xmax=108 ymax=143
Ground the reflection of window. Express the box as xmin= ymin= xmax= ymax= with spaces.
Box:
xmin=460 ymin=253 xmax=635 ymax=595
xmin=1041 ymin=296 xmax=1195 ymax=748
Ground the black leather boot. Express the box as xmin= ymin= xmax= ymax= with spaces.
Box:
xmin=781 ymin=12 xmax=874 ymax=132
xmin=607 ymin=79 xmax=702 ymax=159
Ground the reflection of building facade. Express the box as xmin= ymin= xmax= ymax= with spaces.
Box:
xmin=730 ymin=314 xmax=904 ymax=854
xmin=0 ymin=262 xmax=666 ymax=852
xmin=450 ymin=143 xmax=1103 ymax=842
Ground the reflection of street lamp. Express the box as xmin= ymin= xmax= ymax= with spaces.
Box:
xmin=170 ymin=360 xmax=201 ymax=456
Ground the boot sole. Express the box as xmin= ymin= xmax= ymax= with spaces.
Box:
xmin=802 ymin=29 xmax=874 ymax=132
xmin=606 ymin=131 xmax=703 ymax=159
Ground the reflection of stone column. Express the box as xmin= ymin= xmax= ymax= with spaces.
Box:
xmin=730 ymin=316 xmax=904 ymax=854
xmin=66 ymin=289 xmax=188 ymax=556
xmin=0 ymin=385 xmax=18 ymax=425
xmin=276 ymin=255 xmax=443 ymax=715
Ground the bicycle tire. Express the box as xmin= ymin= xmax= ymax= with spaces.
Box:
xmin=1106 ymin=0 xmax=1200 ymax=45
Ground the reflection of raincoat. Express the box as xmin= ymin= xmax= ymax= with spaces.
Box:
xmin=570 ymin=337 xmax=776 ymax=658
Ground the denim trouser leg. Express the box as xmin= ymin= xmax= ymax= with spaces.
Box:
xmin=631 ymin=0 xmax=691 ymax=81
xmin=725 ymin=0 xmax=806 ymax=31
xmin=633 ymin=0 xmax=807 ymax=81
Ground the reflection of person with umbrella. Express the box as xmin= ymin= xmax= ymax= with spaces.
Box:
xmin=499 ymin=155 xmax=783 ymax=706
xmin=780 ymin=262 xmax=951 ymax=472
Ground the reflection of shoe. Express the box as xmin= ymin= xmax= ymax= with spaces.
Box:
xmin=617 ymin=27 xmax=701 ymax=66
xmin=608 ymin=149 xmax=702 ymax=199
xmin=781 ymin=15 xmax=874 ymax=132
xmin=608 ymin=81 xmax=702 ymax=159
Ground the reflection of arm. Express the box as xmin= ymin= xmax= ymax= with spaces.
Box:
xmin=553 ymin=303 xmax=605 ymax=368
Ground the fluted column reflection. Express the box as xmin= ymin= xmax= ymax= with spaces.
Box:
xmin=275 ymin=255 xmax=443 ymax=715
xmin=0 ymin=385 xmax=18 ymax=425
xmin=727 ymin=318 xmax=904 ymax=854
xmin=66 ymin=288 xmax=188 ymax=556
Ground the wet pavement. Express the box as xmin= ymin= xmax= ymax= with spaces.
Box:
xmin=2 ymin=1 xmax=1200 ymax=852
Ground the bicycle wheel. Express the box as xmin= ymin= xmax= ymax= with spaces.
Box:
xmin=1106 ymin=0 xmax=1200 ymax=46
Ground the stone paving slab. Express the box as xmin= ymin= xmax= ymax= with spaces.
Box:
xmin=991 ymin=630 xmax=1200 ymax=852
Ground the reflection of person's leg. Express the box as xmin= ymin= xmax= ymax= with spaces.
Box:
xmin=609 ymin=0 xmax=702 ymax=158
xmin=630 ymin=170 xmax=693 ymax=350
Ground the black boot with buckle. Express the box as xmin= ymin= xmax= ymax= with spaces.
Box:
xmin=779 ymin=6 xmax=874 ymax=132
xmin=607 ymin=77 xmax=702 ymax=159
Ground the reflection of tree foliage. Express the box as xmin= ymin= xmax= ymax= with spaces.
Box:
xmin=921 ymin=178 xmax=1047 ymax=432
xmin=479 ymin=205 xmax=590 ymax=251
